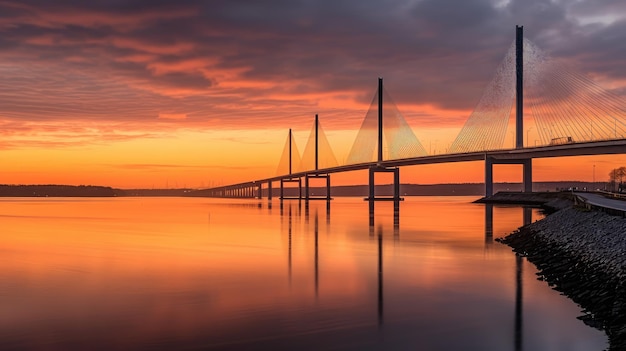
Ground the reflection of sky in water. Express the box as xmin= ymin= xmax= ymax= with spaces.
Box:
xmin=0 ymin=197 xmax=607 ymax=350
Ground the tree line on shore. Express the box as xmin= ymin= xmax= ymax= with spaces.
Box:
xmin=608 ymin=167 xmax=626 ymax=192
xmin=0 ymin=185 xmax=118 ymax=197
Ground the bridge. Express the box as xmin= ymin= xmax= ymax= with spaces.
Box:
xmin=201 ymin=26 xmax=626 ymax=201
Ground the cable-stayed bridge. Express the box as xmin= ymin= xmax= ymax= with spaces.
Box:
xmin=203 ymin=26 xmax=626 ymax=200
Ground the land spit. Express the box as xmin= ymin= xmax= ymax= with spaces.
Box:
xmin=475 ymin=191 xmax=574 ymax=209
xmin=490 ymin=192 xmax=626 ymax=350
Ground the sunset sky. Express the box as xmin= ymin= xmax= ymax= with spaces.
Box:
xmin=0 ymin=0 xmax=625 ymax=188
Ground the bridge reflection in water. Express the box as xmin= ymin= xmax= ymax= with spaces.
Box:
xmin=280 ymin=199 xmax=539 ymax=350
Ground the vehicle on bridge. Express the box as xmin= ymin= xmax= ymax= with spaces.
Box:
xmin=550 ymin=136 xmax=574 ymax=145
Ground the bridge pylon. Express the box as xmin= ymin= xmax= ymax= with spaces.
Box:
xmin=304 ymin=114 xmax=333 ymax=202
xmin=366 ymin=78 xmax=403 ymax=203
xmin=485 ymin=26 xmax=533 ymax=197
xmin=279 ymin=129 xmax=303 ymax=200
xmin=516 ymin=25 xmax=524 ymax=149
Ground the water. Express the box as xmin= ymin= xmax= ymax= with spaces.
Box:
xmin=0 ymin=197 xmax=607 ymax=350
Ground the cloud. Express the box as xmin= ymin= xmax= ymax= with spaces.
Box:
xmin=111 ymin=163 xmax=263 ymax=171
xmin=0 ymin=118 xmax=164 ymax=149
xmin=158 ymin=113 xmax=187 ymax=120
xmin=0 ymin=0 xmax=623 ymax=137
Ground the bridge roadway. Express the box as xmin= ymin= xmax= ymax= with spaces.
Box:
xmin=575 ymin=192 xmax=626 ymax=214
xmin=207 ymin=139 xmax=626 ymax=195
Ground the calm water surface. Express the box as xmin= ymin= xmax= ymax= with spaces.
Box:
xmin=0 ymin=197 xmax=607 ymax=350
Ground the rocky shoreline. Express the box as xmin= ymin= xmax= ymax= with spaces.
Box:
xmin=497 ymin=196 xmax=626 ymax=350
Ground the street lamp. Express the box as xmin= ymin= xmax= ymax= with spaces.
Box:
xmin=526 ymin=127 xmax=533 ymax=147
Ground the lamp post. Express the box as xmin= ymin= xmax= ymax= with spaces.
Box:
xmin=526 ymin=127 xmax=533 ymax=147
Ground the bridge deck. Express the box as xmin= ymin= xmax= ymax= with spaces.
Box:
xmin=207 ymin=139 xmax=626 ymax=192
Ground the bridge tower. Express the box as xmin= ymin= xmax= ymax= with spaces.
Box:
xmin=366 ymin=78 xmax=402 ymax=207
xmin=516 ymin=25 xmax=524 ymax=149
xmin=280 ymin=128 xmax=303 ymax=200
xmin=485 ymin=25 xmax=532 ymax=196
xmin=304 ymin=114 xmax=332 ymax=202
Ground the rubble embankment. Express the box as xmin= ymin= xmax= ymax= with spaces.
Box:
xmin=496 ymin=194 xmax=626 ymax=350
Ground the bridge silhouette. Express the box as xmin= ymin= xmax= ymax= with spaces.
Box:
xmin=203 ymin=26 xmax=626 ymax=201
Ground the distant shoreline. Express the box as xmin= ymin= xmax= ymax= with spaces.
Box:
xmin=0 ymin=181 xmax=605 ymax=197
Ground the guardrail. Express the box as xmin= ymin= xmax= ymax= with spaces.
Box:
xmin=596 ymin=190 xmax=626 ymax=200
xmin=574 ymin=193 xmax=626 ymax=217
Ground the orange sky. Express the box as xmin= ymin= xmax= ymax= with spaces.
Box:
xmin=0 ymin=1 xmax=625 ymax=188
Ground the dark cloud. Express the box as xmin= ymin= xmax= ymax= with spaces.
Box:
xmin=0 ymin=0 xmax=623 ymax=132
xmin=568 ymin=0 xmax=626 ymax=19
xmin=411 ymin=0 xmax=499 ymax=33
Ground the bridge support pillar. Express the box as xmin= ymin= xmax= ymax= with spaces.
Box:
xmin=267 ymin=181 xmax=273 ymax=200
xmin=280 ymin=177 xmax=302 ymax=200
xmin=484 ymin=157 xmax=533 ymax=197
xmin=304 ymin=174 xmax=332 ymax=202
xmin=366 ymin=166 xmax=403 ymax=201
xmin=485 ymin=157 xmax=494 ymax=197
xmin=523 ymin=158 xmax=532 ymax=193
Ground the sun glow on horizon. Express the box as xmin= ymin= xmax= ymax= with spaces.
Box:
xmin=0 ymin=2 xmax=625 ymax=188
